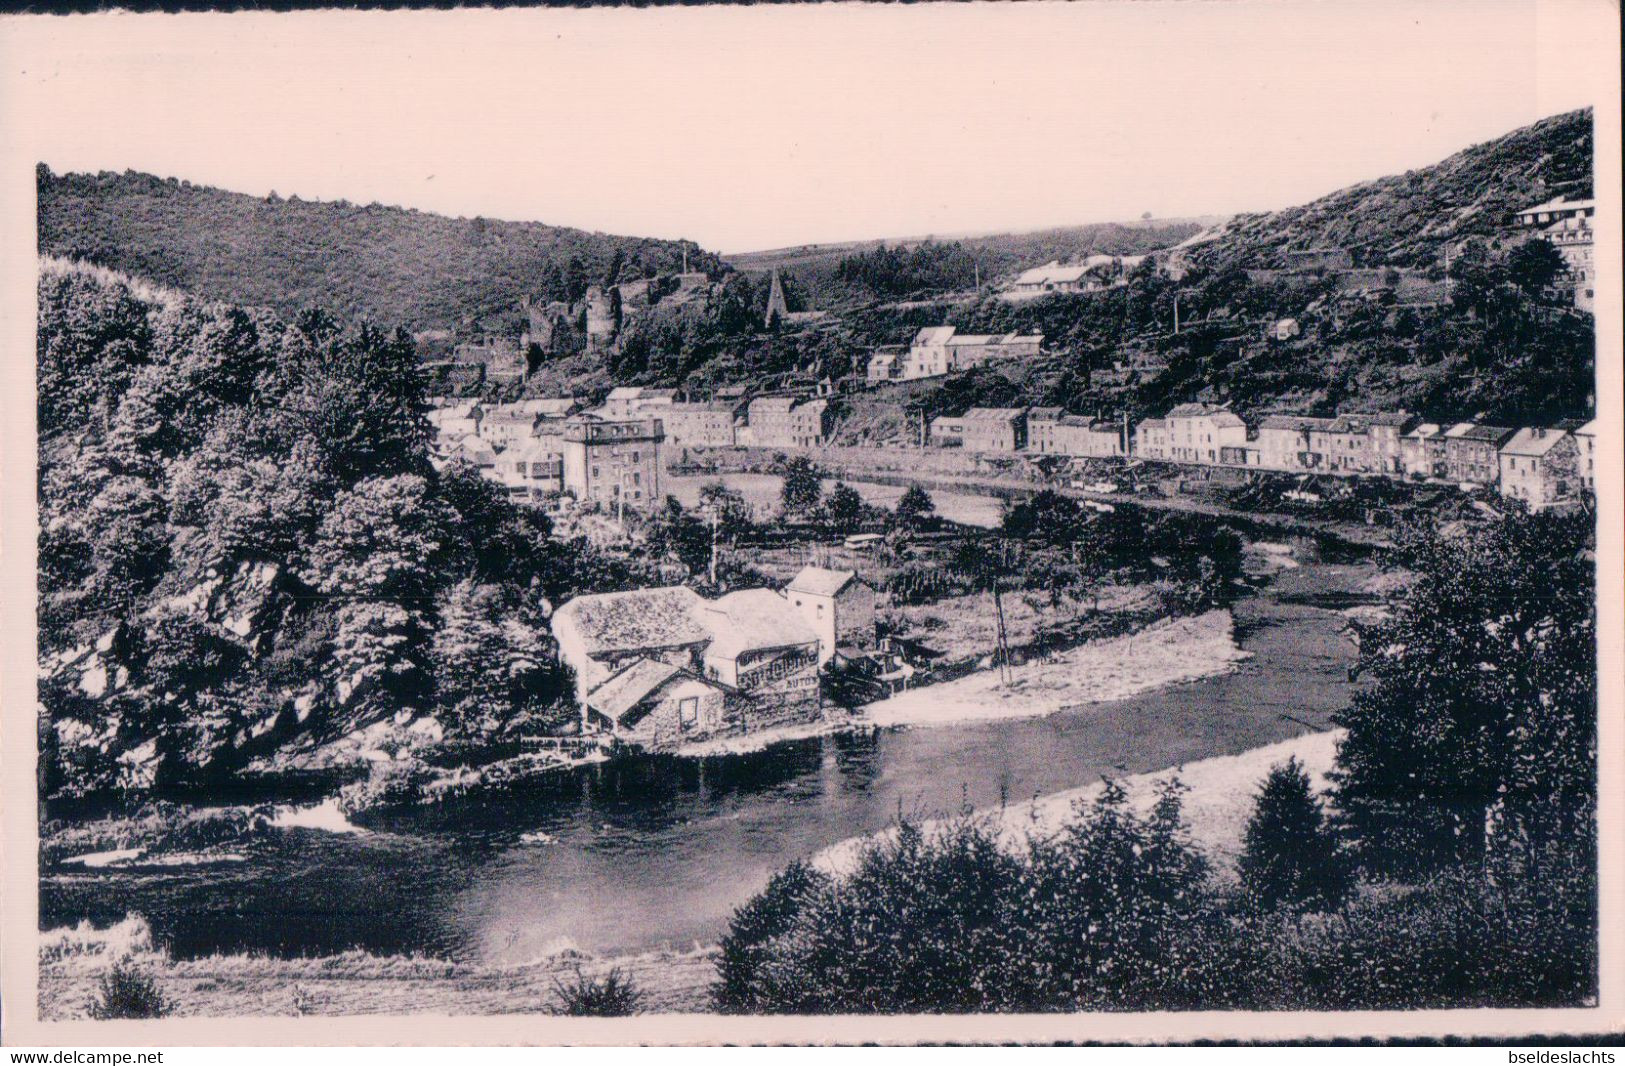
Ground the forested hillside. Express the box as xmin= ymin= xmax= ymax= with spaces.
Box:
xmin=37 ymin=167 xmax=723 ymax=330
xmin=35 ymin=262 xmax=667 ymax=802
xmin=727 ymin=219 xmax=1207 ymax=307
xmin=1183 ymin=108 xmax=1592 ymax=271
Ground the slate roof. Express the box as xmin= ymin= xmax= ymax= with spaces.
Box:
xmin=1445 ymin=423 xmax=1517 ymax=445
xmin=787 ymin=566 xmax=859 ymax=599
xmin=585 ymin=659 xmax=686 ymax=724
xmin=552 ymin=586 xmax=709 ymax=655
xmin=1259 ymin=415 xmax=1332 ymax=432
xmin=1027 ymin=407 xmax=1064 ymax=422
xmin=703 ymin=589 xmax=819 ymax=661
xmin=962 ymin=407 xmax=1027 ymax=422
xmin=912 ymin=326 xmax=957 ymax=346
xmin=1500 ymin=428 xmax=1570 ymax=458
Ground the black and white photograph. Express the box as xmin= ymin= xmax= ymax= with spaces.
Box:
xmin=0 ymin=0 xmax=1619 ymax=1046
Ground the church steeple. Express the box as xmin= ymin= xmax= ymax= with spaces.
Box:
xmin=764 ymin=269 xmax=790 ymax=324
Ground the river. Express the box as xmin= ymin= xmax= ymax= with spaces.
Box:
xmin=39 ymin=562 xmax=1370 ymax=967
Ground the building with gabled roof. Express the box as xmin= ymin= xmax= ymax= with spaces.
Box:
xmin=1443 ymin=423 xmax=1517 ymax=486
xmin=700 ymin=589 xmax=822 ymax=706
xmin=786 ymin=566 xmax=876 ymax=664
xmin=551 ymin=585 xmax=712 ymax=702
xmin=1498 ymin=427 xmax=1580 ymax=510
xmin=582 ymin=659 xmax=735 ymax=750
xmin=960 ymin=407 xmax=1029 ymax=453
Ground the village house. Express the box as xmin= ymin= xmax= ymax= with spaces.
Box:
xmin=1544 ymin=213 xmax=1595 ymax=311
xmin=1443 ymin=423 xmax=1517 ymax=486
xmin=493 ymin=437 xmax=565 ymax=501
xmin=658 ymin=401 xmax=742 ymax=449
xmin=551 ymin=586 xmax=713 ymax=704
xmin=1256 ymin=415 xmax=1332 ymax=472
xmin=1053 ymin=416 xmax=1125 ymax=459
xmin=1025 ymin=408 xmax=1064 ymax=453
xmin=1165 ymin=403 xmax=1247 ymax=464
xmin=785 ymin=566 xmax=877 ymax=665
xmin=581 ymin=659 xmax=735 ymax=751
xmin=1008 ymin=262 xmax=1097 ymax=295
xmin=747 ymin=395 xmax=833 ymax=448
xmin=1218 ymin=442 xmax=1263 ymax=467
xmin=1515 ymin=195 xmax=1595 ymax=228
xmin=1366 ymin=412 xmax=1419 ymax=474
xmin=929 ymin=415 xmax=966 ymax=447
xmin=866 ymin=347 xmax=902 ymax=383
xmin=553 ymin=579 xmax=840 ymax=751
xmin=449 ymin=433 xmax=499 ymax=472
xmin=959 ymin=408 xmax=1029 ymax=453
xmin=560 ymin=416 xmax=664 ymax=512
xmin=1498 ymin=427 xmax=1580 ymax=511
xmin=902 ymin=326 xmax=956 ymax=380
xmin=699 ymin=589 xmax=823 ymax=711
xmin=1400 ymin=423 xmax=1447 ymax=479
xmin=1305 ymin=416 xmax=1380 ymax=475
xmin=946 ymin=331 xmax=1044 ymax=371
xmin=1133 ymin=418 xmax=1170 ymax=461
xmin=1571 ymin=419 xmax=1598 ymax=491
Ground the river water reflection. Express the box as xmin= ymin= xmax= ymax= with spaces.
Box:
xmin=40 ymin=564 xmax=1369 ymax=964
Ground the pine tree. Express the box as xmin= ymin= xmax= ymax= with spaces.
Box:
xmin=1239 ymin=756 xmax=1352 ymax=910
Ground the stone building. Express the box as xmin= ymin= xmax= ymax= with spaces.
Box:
xmin=1400 ymin=423 xmax=1447 ymax=479
xmin=659 ymin=402 xmax=742 ymax=449
xmin=552 ymin=582 xmax=828 ymax=752
xmin=785 ymin=566 xmax=877 ymax=665
xmin=747 ymin=396 xmax=833 ymax=448
xmin=561 ymin=416 xmax=664 ymax=512
xmin=1498 ymin=428 xmax=1580 ymax=511
xmin=1133 ymin=418 xmax=1170 ymax=460
xmin=959 ymin=408 xmax=1028 ymax=452
xmin=1025 ymin=408 xmax=1065 ymax=453
xmin=1165 ymin=403 xmax=1247 ymax=464
xmin=1442 ymin=423 xmax=1517 ymax=486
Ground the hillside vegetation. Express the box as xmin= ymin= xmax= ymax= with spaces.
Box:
xmin=1184 ymin=108 xmax=1592 ymax=271
xmin=37 ymin=166 xmax=723 ymax=330
xmin=34 ymin=261 xmax=671 ymax=803
xmin=727 ymin=220 xmax=1208 ymax=307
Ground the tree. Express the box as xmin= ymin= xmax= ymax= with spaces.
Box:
xmin=822 ymin=482 xmax=867 ymax=534
xmin=713 ymin=861 xmax=832 ymax=1013
xmin=305 ymin=475 xmax=450 ymax=602
xmin=698 ymin=481 xmax=753 ymax=545
xmin=1332 ymin=512 xmax=1596 ymax=875
xmin=1506 ymin=238 xmax=1567 ymax=297
xmin=893 ymin=485 xmax=936 ymax=530
xmin=779 ymin=456 xmax=823 ymax=518
xmin=1238 ymin=757 xmax=1353 ymax=910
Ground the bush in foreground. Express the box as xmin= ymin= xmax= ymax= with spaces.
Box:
xmin=89 ymin=957 xmax=171 ymax=1019
xmin=549 ymin=966 xmax=644 ymax=1016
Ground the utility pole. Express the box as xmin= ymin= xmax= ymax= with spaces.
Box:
xmin=1173 ymin=291 xmax=1182 ymax=334
xmin=706 ymin=504 xmax=719 ymax=586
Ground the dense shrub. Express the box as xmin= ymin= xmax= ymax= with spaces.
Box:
xmin=549 ymin=967 xmax=644 ymax=1016
xmin=90 ymin=957 xmax=171 ymax=1019
xmin=1238 ymin=757 xmax=1354 ymax=911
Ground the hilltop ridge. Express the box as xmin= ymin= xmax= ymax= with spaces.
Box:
xmin=37 ymin=166 xmax=725 ymax=331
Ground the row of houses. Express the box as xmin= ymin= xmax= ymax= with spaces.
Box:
xmin=867 ymin=326 xmax=1044 ymax=384
xmin=1132 ymin=404 xmax=1598 ymax=511
xmin=550 ymin=566 xmax=876 ymax=750
xmin=912 ymin=399 xmax=1596 ymax=510
xmin=930 ymin=407 xmax=1127 ymax=458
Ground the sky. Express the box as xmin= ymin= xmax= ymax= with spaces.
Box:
xmin=0 ymin=0 xmax=1614 ymax=253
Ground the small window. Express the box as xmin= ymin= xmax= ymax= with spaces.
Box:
xmin=679 ymin=697 xmax=699 ymax=729
xmin=592 ymin=466 xmax=600 ymax=478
